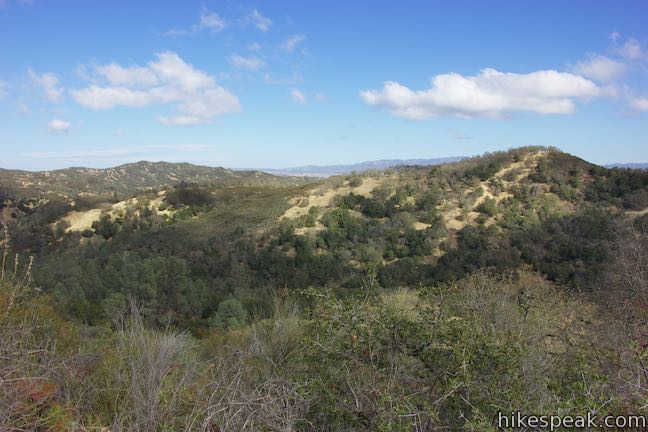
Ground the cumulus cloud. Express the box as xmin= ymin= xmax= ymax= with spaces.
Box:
xmin=94 ymin=63 xmax=159 ymax=86
xmin=360 ymin=68 xmax=602 ymax=120
xmin=48 ymin=118 xmax=71 ymax=133
xmin=290 ymin=88 xmax=306 ymax=104
xmin=229 ymin=54 xmax=265 ymax=71
xmin=28 ymin=68 xmax=63 ymax=102
xmin=571 ymin=54 xmax=627 ymax=82
xmin=280 ymin=34 xmax=306 ymax=53
xmin=72 ymin=52 xmax=241 ymax=125
xmin=248 ymin=42 xmax=262 ymax=52
xmin=249 ymin=8 xmax=271 ymax=32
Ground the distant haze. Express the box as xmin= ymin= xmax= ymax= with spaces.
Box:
xmin=605 ymin=163 xmax=648 ymax=170
xmin=256 ymin=157 xmax=467 ymax=177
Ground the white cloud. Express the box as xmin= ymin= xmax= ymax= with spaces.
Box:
xmin=48 ymin=118 xmax=71 ymax=133
xmin=263 ymin=73 xmax=303 ymax=86
xmin=166 ymin=8 xmax=226 ymax=36
xmin=610 ymin=31 xmax=621 ymax=42
xmin=250 ymin=8 xmax=271 ymax=32
xmin=72 ymin=52 xmax=241 ymax=125
xmin=616 ymin=38 xmax=646 ymax=60
xmin=571 ymin=55 xmax=626 ymax=82
xmin=113 ymin=129 xmax=126 ymax=136
xmin=281 ymin=34 xmax=306 ymax=53
xmin=198 ymin=8 xmax=226 ymax=32
xmin=229 ymin=54 xmax=265 ymax=71
xmin=629 ymin=97 xmax=648 ymax=111
xmin=159 ymin=116 xmax=205 ymax=126
xmin=28 ymin=68 xmax=63 ymax=102
xmin=94 ymin=63 xmax=159 ymax=86
xmin=290 ymin=88 xmax=306 ymax=104
xmin=248 ymin=42 xmax=262 ymax=52
xmin=360 ymin=68 xmax=601 ymax=120
xmin=73 ymin=85 xmax=153 ymax=110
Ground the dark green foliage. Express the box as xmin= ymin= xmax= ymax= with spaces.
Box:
xmin=92 ymin=215 xmax=120 ymax=239
xmin=165 ymin=184 xmax=214 ymax=208
xmin=475 ymin=196 xmax=497 ymax=216
xmin=634 ymin=213 xmax=648 ymax=232
xmin=209 ymin=298 xmax=248 ymax=329
xmin=9 ymin=147 xmax=646 ymax=332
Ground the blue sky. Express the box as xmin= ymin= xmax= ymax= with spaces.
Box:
xmin=1 ymin=0 xmax=647 ymax=170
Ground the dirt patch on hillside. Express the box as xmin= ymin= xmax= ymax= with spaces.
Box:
xmin=413 ymin=221 xmax=431 ymax=231
xmin=63 ymin=209 xmax=103 ymax=232
xmin=279 ymin=177 xmax=382 ymax=221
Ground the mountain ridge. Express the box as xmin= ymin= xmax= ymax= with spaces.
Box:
xmin=0 ymin=160 xmax=310 ymax=199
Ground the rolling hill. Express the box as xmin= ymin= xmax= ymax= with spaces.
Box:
xmin=0 ymin=160 xmax=310 ymax=199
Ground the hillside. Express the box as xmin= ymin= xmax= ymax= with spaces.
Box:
xmin=4 ymin=145 xmax=647 ymax=317
xmin=0 ymin=161 xmax=309 ymax=199
xmin=3 ymin=146 xmax=648 ymax=430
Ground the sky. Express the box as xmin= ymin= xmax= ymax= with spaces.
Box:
xmin=1 ymin=0 xmax=647 ymax=171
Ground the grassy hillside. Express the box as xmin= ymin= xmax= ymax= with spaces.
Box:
xmin=2 ymin=146 xmax=648 ymax=430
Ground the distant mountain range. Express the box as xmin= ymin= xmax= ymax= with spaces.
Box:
xmin=259 ymin=157 xmax=467 ymax=177
xmin=605 ymin=163 xmax=648 ymax=169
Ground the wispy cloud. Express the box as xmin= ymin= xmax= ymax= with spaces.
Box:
xmin=166 ymin=8 xmax=226 ymax=36
xmin=72 ymin=52 xmax=241 ymax=126
xmin=290 ymin=88 xmax=306 ymax=104
xmin=248 ymin=42 xmax=262 ymax=52
xmin=229 ymin=54 xmax=265 ymax=71
xmin=361 ymin=68 xmax=601 ymax=120
xmin=48 ymin=118 xmax=71 ymax=133
xmin=249 ymin=8 xmax=271 ymax=32
xmin=614 ymin=38 xmax=647 ymax=60
xmin=263 ymin=72 xmax=303 ymax=86
xmin=28 ymin=68 xmax=64 ymax=102
xmin=0 ymin=80 xmax=7 ymax=98
xmin=629 ymin=97 xmax=648 ymax=111
xmin=0 ymin=0 xmax=34 ymax=7
xmin=570 ymin=54 xmax=627 ymax=83
xmin=453 ymin=132 xmax=473 ymax=140
xmin=280 ymin=34 xmax=306 ymax=53
xmin=16 ymin=100 xmax=29 ymax=114
xmin=198 ymin=8 xmax=226 ymax=32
